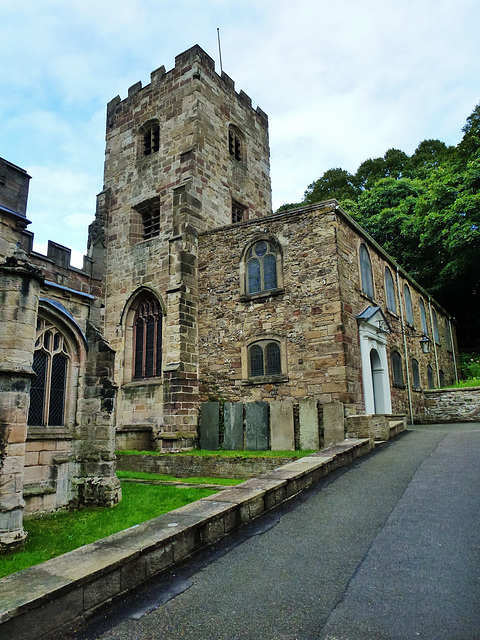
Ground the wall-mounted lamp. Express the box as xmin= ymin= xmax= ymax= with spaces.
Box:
xmin=420 ymin=335 xmax=431 ymax=354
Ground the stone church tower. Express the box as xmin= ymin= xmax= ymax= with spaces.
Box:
xmin=93 ymin=45 xmax=272 ymax=450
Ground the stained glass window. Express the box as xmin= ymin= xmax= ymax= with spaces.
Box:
xmin=246 ymin=241 xmax=278 ymax=295
xmin=248 ymin=258 xmax=261 ymax=294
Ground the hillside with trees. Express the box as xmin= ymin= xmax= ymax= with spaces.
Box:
xmin=278 ymin=103 xmax=480 ymax=351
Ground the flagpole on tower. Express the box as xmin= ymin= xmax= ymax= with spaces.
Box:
xmin=217 ymin=28 xmax=223 ymax=74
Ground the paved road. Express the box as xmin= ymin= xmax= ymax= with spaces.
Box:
xmin=72 ymin=423 xmax=480 ymax=640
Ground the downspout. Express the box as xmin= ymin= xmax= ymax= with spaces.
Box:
xmin=396 ymin=269 xmax=414 ymax=425
xmin=448 ymin=319 xmax=459 ymax=383
xmin=428 ymin=299 xmax=440 ymax=387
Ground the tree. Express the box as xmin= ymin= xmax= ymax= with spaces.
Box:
xmin=353 ymin=177 xmax=424 ymax=268
xmin=303 ymin=168 xmax=358 ymax=204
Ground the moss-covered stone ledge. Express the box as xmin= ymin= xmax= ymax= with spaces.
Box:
xmin=116 ymin=451 xmax=302 ymax=479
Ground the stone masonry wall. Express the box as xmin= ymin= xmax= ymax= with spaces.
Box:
xmin=335 ymin=209 xmax=457 ymax=420
xmin=101 ymin=46 xmax=272 ymax=448
xmin=423 ymin=387 xmax=480 ymax=423
xmin=198 ymin=203 xmax=350 ymax=406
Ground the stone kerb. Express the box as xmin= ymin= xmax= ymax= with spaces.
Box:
xmin=0 ymin=438 xmax=372 ymax=640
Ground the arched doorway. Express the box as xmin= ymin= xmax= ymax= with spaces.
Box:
xmin=357 ymin=307 xmax=392 ymax=415
xmin=370 ymin=348 xmax=387 ymax=414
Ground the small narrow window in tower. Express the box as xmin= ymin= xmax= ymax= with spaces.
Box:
xmin=228 ymin=125 xmax=245 ymax=162
xmin=232 ymin=200 xmax=247 ymax=224
xmin=142 ymin=209 xmax=160 ymax=240
xmin=133 ymin=197 xmax=161 ymax=242
xmin=133 ymin=298 xmax=162 ymax=379
xmin=143 ymin=123 xmax=160 ymax=156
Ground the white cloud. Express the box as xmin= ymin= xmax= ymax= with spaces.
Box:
xmin=1 ymin=0 xmax=479 ymax=250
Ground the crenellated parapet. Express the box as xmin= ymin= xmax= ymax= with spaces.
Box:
xmin=106 ymin=45 xmax=268 ymax=133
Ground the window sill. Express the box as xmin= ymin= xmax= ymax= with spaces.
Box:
xmin=393 ymin=383 xmax=406 ymax=389
xmin=240 ymin=288 xmax=285 ymax=302
xmin=27 ymin=427 xmax=72 ymax=440
xmin=359 ymin=291 xmax=376 ymax=304
xmin=241 ymin=375 xmax=289 ymax=386
xmin=386 ymin=310 xmax=399 ymax=320
xmin=122 ymin=378 xmax=163 ymax=389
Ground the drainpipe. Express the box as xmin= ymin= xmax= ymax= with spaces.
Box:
xmin=428 ymin=299 xmax=440 ymax=387
xmin=396 ymin=269 xmax=414 ymax=425
xmin=448 ymin=319 xmax=459 ymax=383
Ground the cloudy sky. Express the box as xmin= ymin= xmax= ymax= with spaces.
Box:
xmin=1 ymin=0 xmax=479 ymax=266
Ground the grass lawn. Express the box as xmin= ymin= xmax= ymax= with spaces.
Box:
xmin=117 ymin=470 xmax=242 ymax=485
xmin=449 ymin=378 xmax=480 ymax=388
xmin=0 ymin=481 xmax=217 ymax=580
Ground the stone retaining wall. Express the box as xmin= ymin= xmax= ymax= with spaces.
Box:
xmin=423 ymin=387 xmax=480 ymax=423
xmin=116 ymin=452 xmax=296 ymax=479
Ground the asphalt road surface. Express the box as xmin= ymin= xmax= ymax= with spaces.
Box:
xmin=70 ymin=423 xmax=480 ymax=640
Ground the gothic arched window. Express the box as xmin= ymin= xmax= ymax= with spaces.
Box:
xmin=359 ymin=244 xmax=374 ymax=298
xmin=246 ymin=240 xmax=279 ymax=295
xmin=391 ymin=350 xmax=404 ymax=386
xmin=411 ymin=358 xmax=421 ymax=389
xmin=133 ymin=298 xmax=163 ymax=379
xmin=432 ymin=309 xmax=440 ymax=344
xmin=419 ymin=298 xmax=429 ymax=336
xmin=28 ymin=319 xmax=70 ymax=427
xmin=404 ymin=284 xmax=414 ymax=325
xmin=385 ymin=267 xmax=396 ymax=313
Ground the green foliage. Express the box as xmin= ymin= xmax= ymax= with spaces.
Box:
xmin=275 ymin=202 xmax=303 ymax=213
xmin=304 ymin=167 xmax=358 ymax=203
xmin=459 ymin=352 xmax=480 ymax=379
xmin=293 ymin=101 xmax=480 ymax=349
xmin=449 ymin=378 xmax=480 ymax=388
xmin=0 ymin=482 xmax=216 ymax=579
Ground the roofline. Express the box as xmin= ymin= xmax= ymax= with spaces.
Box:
xmin=199 ymin=199 xmax=453 ymax=319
